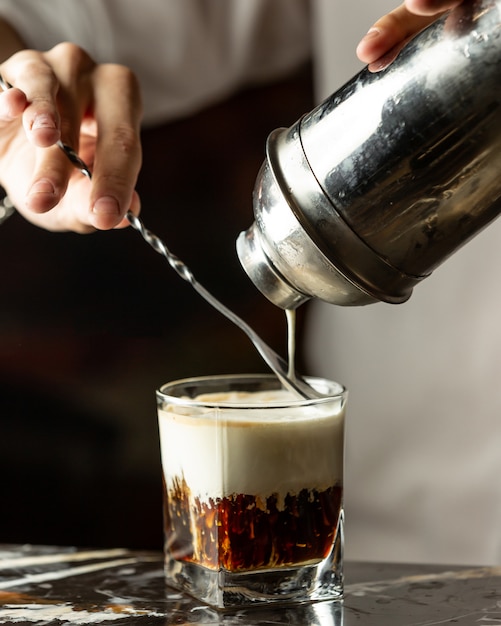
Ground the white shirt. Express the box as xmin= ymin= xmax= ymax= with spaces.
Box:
xmin=0 ymin=0 xmax=311 ymax=125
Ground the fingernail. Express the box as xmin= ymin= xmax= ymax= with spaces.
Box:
xmin=28 ymin=179 xmax=55 ymax=196
xmin=93 ymin=196 xmax=120 ymax=216
xmin=370 ymin=58 xmax=391 ymax=72
xmin=362 ymin=27 xmax=381 ymax=41
xmin=32 ymin=114 xmax=57 ymax=130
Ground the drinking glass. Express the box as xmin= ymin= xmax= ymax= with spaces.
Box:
xmin=156 ymin=373 xmax=347 ymax=608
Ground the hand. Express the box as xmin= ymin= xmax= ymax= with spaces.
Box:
xmin=0 ymin=41 xmax=143 ymax=232
xmin=356 ymin=0 xmax=463 ymax=71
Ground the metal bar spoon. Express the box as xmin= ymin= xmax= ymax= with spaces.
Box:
xmin=0 ymin=74 xmax=320 ymax=399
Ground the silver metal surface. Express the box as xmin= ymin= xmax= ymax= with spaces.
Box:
xmin=238 ymin=0 xmax=501 ymax=308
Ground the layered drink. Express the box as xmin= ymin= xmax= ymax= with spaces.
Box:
xmin=156 ymin=374 xmax=346 ymax=607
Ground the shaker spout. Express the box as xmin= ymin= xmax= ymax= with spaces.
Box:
xmin=236 ymin=223 xmax=310 ymax=310
xmin=236 ymin=135 xmax=382 ymax=309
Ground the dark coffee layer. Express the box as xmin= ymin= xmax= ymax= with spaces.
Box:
xmin=163 ymin=476 xmax=342 ymax=572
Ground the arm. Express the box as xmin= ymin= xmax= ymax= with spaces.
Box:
xmin=356 ymin=0 xmax=463 ymax=71
xmin=0 ymin=17 xmax=143 ymax=232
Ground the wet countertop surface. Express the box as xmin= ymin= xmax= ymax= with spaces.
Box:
xmin=0 ymin=544 xmax=500 ymax=625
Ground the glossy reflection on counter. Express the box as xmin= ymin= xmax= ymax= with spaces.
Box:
xmin=1 ymin=544 xmax=501 ymax=625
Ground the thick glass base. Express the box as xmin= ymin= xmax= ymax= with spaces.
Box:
xmin=164 ymin=513 xmax=343 ymax=609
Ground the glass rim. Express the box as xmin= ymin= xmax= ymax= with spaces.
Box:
xmin=156 ymin=373 xmax=347 ymax=409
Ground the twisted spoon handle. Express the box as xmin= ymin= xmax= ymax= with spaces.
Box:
xmin=124 ymin=211 xmax=319 ymax=398
xmin=0 ymin=73 xmax=317 ymax=398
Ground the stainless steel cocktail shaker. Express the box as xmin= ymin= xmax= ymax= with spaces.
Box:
xmin=237 ymin=0 xmax=501 ymax=308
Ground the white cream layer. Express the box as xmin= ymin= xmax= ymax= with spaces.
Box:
xmin=158 ymin=389 xmax=345 ymax=501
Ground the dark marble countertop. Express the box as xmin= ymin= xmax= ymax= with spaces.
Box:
xmin=0 ymin=544 xmax=500 ymax=625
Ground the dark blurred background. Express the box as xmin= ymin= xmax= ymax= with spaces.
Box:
xmin=0 ymin=64 xmax=314 ymax=550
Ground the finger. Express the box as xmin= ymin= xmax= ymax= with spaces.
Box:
xmin=22 ymin=44 xmax=98 ymax=220
xmin=90 ymin=63 xmax=143 ymax=230
xmin=15 ymin=172 xmax=96 ymax=233
xmin=43 ymin=43 xmax=96 ymax=152
xmin=2 ymin=50 xmax=61 ymax=147
xmin=356 ymin=4 xmax=437 ymax=66
xmin=24 ymin=142 xmax=73 ymax=213
xmin=21 ymin=43 xmax=97 ymax=217
xmin=0 ymin=87 xmax=27 ymax=121
xmin=405 ymin=0 xmax=462 ymax=16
